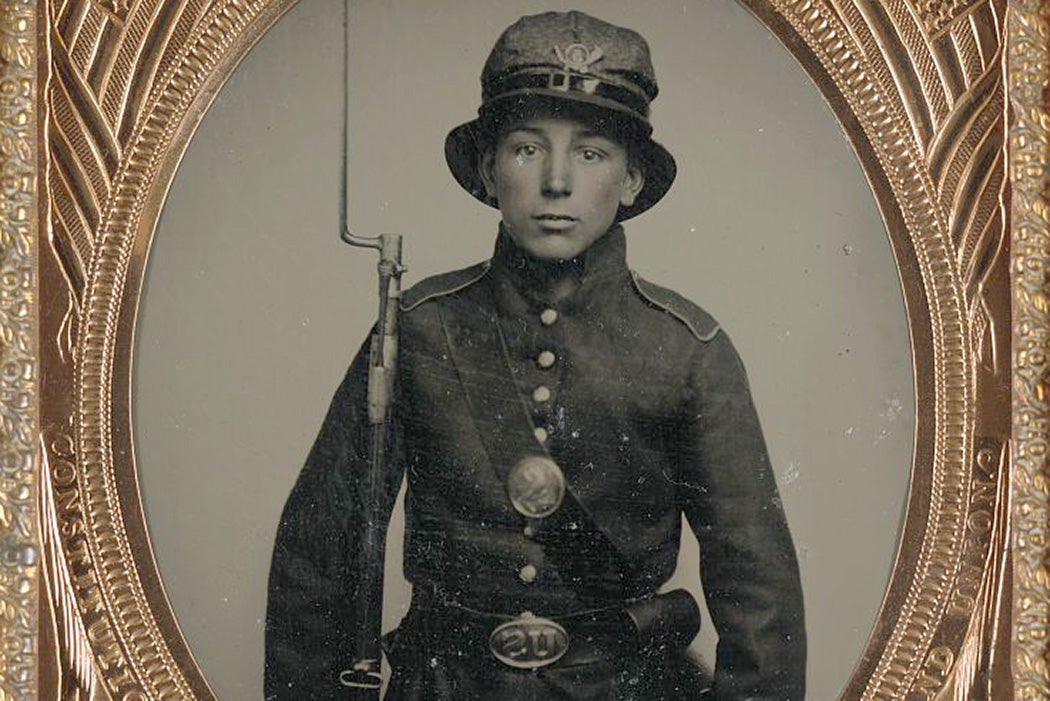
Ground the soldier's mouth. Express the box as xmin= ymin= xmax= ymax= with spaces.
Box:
xmin=534 ymin=214 xmax=578 ymax=230
xmin=534 ymin=218 xmax=577 ymax=233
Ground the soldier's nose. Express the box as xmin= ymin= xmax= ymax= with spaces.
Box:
xmin=542 ymin=158 xmax=572 ymax=197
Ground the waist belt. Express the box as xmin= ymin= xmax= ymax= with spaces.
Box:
xmin=393 ymin=588 xmax=701 ymax=670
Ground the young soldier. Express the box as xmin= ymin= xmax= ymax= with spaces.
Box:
xmin=267 ymin=11 xmax=806 ymax=700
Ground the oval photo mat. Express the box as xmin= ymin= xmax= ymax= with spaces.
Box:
xmin=137 ymin=0 xmax=912 ymax=697
xmin=42 ymin=0 xmax=1011 ymax=698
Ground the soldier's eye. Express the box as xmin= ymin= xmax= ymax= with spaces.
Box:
xmin=514 ymin=144 xmax=539 ymax=159
xmin=578 ymin=148 xmax=604 ymax=162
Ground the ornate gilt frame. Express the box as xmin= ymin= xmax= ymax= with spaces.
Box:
xmin=0 ymin=0 xmax=1046 ymax=697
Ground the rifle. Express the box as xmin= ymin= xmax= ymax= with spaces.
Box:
xmin=337 ymin=229 xmax=404 ymax=696
xmin=337 ymin=3 xmax=405 ymax=694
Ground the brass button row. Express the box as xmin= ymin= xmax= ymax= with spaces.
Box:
xmin=519 ymin=308 xmax=561 ymax=586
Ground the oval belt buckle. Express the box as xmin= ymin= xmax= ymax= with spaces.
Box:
xmin=489 ymin=611 xmax=570 ymax=669
xmin=506 ymin=456 xmax=566 ymax=519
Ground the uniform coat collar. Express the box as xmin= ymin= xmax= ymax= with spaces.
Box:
xmin=488 ymin=224 xmax=630 ymax=314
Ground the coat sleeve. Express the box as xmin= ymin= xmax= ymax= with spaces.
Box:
xmin=678 ymin=330 xmax=806 ymax=701
xmin=264 ymin=334 xmax=404 ymax=700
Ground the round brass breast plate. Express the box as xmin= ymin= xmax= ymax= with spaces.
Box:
xmin=506 ymin=455 xmax=566 ymax=519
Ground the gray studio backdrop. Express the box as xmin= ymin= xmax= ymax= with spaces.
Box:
xmin=134 ymin=0 xmax=915 ymax=698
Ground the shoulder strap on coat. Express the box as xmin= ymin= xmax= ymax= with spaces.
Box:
xmin=400 ymin=260 xmax=491 ymax=312
xmin=629 ymin=270 xmax=721 ymax=342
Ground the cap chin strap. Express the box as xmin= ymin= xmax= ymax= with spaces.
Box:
xmin=483 ymin=70 xmax=651 ymax=119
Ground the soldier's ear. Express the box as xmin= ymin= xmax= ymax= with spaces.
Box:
xmin=619 ymin=165 xmax=645 ymax=208
xmin=479 ymin=148 xmax=498 ymax=202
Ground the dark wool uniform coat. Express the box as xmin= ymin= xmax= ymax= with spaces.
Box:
xmin=266 ymin=226 xmax=806 ymax=700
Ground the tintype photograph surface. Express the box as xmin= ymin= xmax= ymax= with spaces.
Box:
xmin=134 ymin=1 xmax=911 ymax=698
xmin=29 ymin=0 xmax=1038 ymax=698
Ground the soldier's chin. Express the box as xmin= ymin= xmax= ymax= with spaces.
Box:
xmin=520 ymin=236 xmax=588 ymax=262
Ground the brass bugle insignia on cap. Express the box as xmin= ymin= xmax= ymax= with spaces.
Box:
xmin=554 ymin=44 xmax=603 ymax=73
xmin=507 ymin=455 xmax=566 ymax=519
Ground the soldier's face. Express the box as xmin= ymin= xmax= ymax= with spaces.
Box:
xmin=480 ymin=117 xmax=644 ymax=261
